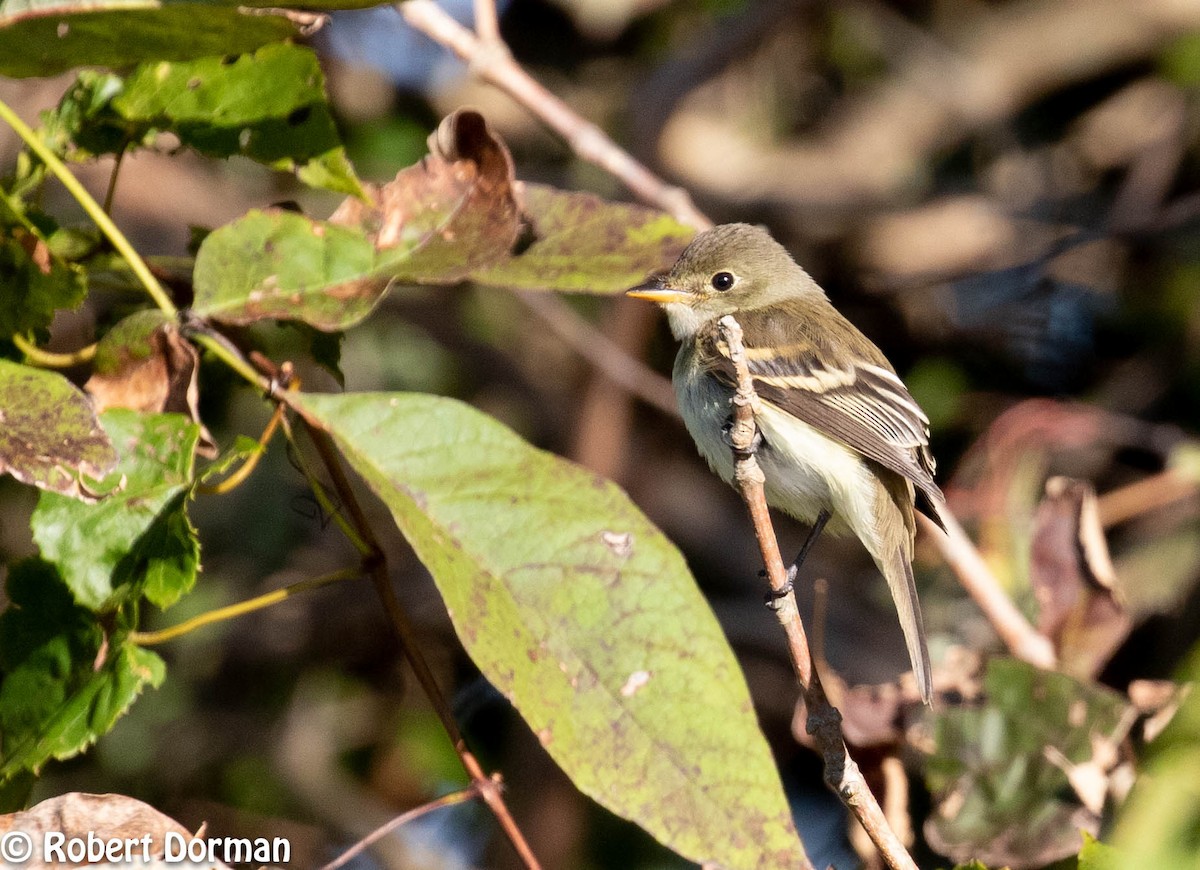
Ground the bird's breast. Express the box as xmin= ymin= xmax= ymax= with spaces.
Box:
xmin=672 ymin=347 xmax=863 ymax=533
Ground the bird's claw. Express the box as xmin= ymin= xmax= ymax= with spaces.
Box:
xmin=763 ymin=566 xmax=798 ymax=610
xmin=721 ymin=415 xmax=764 ymax=453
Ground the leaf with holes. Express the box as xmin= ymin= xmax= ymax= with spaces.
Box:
xmin=0 ymin=0 xmax=309 ymax=79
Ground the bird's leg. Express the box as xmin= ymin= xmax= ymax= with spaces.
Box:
xmin=765 ymin=509 xmax=831 ymax=608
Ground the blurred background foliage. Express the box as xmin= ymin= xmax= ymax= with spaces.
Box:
xmin=4 ymin=0 xmax=1200 ymax=867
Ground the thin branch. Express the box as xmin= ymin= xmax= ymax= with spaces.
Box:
xmin=717 ymin=314 xmax=915 ymax=870
xmin=398 ymin=0 xmax=710 ymax=230
xmin=197 ymin=401 xmax=286 ymax=496
xmin=319 ymin=784 xmax=484 ymax=870
xmin=472 ymin=0 xmax=501 ymax=45
xmin=297 ymin=418 xmax=543 ymax=870
xmin=1096 ymin=468 xmax=1199 ymax=528
xmin=917 ymin=512 xmax=1058 ymax=669
xmin=515 ymin=291 xmax=678 ymax=418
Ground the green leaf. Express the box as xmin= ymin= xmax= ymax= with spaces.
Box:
xmin=31 ymin=409 xmax=200 ymax=611
xmin=925 ymin=658 xmax=1130 ymax=868
xmin=1077 ymin=833 xmax=1122 ymax=870
xmin=471 ymin=184 xmax=695 ymax=293
xmin=0 ymin=359 xmax=117 ymax=499
xmin=37 ymin=47 xmax=362 ymax=195
xmin=289 ymin=391 xmax=806 ymax=869
xmin=0 ymin=1 xmax=305 ymax=78
xmin=117 ymin=45 xmax=360 ymax=195
xmin=191 ymin=209 xmax=386 ymax=330
xmin=0 ymin=225 xmax=87 ymax=338
xmin=0 ymin=559 xmax=165 ymax=781
xmin=1111 ymin=643 xmax=1200 ymax=868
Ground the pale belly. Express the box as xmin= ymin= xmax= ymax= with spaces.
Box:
xmin=673 ymin=357 xmax=874 ymax=539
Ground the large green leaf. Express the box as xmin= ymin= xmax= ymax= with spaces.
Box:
xmin=289 ymin=391 xmax=806 ymax=869
xmin=0 ymin=0 xmax=308 ymax=78
xmin=31 ymin=409 xmax=200 ymax=610
xmin=0 ymin=559 xmax=164 ymax=781
xmin=0 ymin=359 xmax=117 ymax=499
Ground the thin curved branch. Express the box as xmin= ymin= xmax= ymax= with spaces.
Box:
xmin=398 ymin=0 xmax=710 ymax=230
xmin=717 ymin=314 xmax=917 ymax=870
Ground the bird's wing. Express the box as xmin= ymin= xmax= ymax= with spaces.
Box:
xmin=702 ymin=314 xmax=946 ymax=528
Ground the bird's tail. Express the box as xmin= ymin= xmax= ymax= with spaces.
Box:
xmin=880 ymin=547 xmax=932 ymax=705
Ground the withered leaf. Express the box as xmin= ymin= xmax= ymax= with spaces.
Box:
xmin=85 ymin=310 xmax=215 ymax=456
xmin=1031 ymin=477 xmax=1131 ymax=679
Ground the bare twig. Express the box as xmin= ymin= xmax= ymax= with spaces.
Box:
xmin=1097 ymin=468 xmax=1199 ymax=528
xmin=319 ymin=784 xmax=485 ymax=870
xmin=472 ymin=0 xmax=500 ymax=45
xmin=917 ymin=512 xmax=1057 ymax=669
xmin=718 ymin=314 xmax=916 ymax=870
xmin=295 ymin=417 xmax=543 ymax=870
xmin=398 ymin=0 xmax=710 ymax=230
xmin=515 ymin=291 xmax=678 ymax=418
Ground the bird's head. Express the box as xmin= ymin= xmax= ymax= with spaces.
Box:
xmin=627 ymin=223 xmax=823 ymax=339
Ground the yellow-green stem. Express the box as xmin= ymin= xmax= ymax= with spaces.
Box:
xmin=0 ymin=96 xmax=178 ymax=318
xmin=129 ymin=567 xmax=362 ymax=645
xmin=190 ymin=331 xmax=268 ymax=392
xmin=13 ymin=333 xmax=97 ymax=367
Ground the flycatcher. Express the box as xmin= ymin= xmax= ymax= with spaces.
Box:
xmin=628 ymin=223 xmax=945 ymax=704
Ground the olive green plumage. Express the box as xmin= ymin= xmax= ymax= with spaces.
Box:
xmin=629 ymin=223 xmax=945 ymax=704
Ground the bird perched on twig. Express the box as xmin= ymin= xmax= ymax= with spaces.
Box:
xmin=628 ymin=223 xmax=946 ymax=704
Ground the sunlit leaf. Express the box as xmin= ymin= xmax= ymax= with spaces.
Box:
xmin=0 ymin=359 xmax=116 ymax=500
xmin=290 ymin=390 xmax=807 ymax=869
xmin=0 ymin=1 xmax=308 ymax=78
xmin=471 ymin=184 xmax=694 ymax=293
xmin=31 ymin=410 xmax=200 ymax=610
xmin=0 ymin=560 xmax=164 ymax=781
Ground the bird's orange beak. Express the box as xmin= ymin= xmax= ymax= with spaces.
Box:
xmin=626 ymin=276 xmax=692 ymax=305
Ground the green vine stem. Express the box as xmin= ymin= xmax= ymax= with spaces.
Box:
xmin=129 ymin=566 xmax=363 ymax=646
xmin=0 ymin=95 xmax=178 ymax=318
xmin=12 ymin=333 xmax=98 ymax=367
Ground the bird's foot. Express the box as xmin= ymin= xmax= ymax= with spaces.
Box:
xmin=721 ymin=414 xmax=763 ymax=453
xmin=763 ymin=565 xmax=798 ymax=610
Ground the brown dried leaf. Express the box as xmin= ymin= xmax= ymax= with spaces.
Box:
xmin=1031 ymin=476 xmax=1131 ymax=678
xmin=0 ymin=793 xmax=231 ymax=869
xmin=330 ymin=108 xmax=523 ymax=282
xmin=85 ymin=311 xmax=214 ymax=456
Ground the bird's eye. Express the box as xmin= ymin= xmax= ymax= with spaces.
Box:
xmin=711 ymin=271 xmax=735 ymax=291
